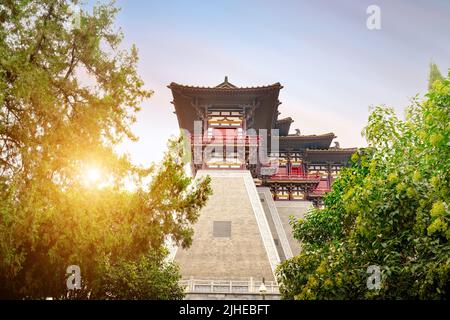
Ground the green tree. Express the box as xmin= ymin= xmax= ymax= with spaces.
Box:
xmin=0 ymin=0 xmax=211 ymax=299
xmin=428 ymin=62 xmax=444 ymax=90
xmin=92 ymin=252 xmax=185 ymax=300
xmin=277 ymin=72 xmax=450 ymax=300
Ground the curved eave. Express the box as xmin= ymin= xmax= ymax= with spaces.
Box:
xmin=279 ymin=133 xmax=336 ymax=150
xmin=304 ymin=148 xmax=357 ymax=164
xmin=276 ymin=117 xmax=293 ymax=124
xmin=276 ymin=117 xmax=294 ymax=136
xmin=281 ymin=133 xmax=336 ymax=140
xmin=168 ymin=82 xmax=283 ymax=133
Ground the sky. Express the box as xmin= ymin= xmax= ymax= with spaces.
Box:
xmin=88 ymin=0 xmax=450 ymax=167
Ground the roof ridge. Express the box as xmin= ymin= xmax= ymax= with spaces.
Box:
xmin=215 ymin=76 xmax=237 ymax=89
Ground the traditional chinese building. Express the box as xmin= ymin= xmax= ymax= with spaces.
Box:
xmin=169 ymin=77 xmax=356 ymax=206
xmin=167 ymin=78 xmax=356 ymax=299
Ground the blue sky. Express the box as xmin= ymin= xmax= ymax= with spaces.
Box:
xmin=90 ymin=0 xmax=450 ymax=166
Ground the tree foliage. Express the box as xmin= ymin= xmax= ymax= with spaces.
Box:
xmin=277 ymin=72 xmax=450 ymax=300
xmin=428 ymin=62 xmax=444 ymax=90
xmin=90 ymin=252 xmax=185 ymax=300
xmin=0 ymin=0 xmax=211 ymax=299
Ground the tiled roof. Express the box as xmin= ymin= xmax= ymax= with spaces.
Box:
xmin=305 ymin=148 xmax=358 ymax=152
xmin=168 ymin=77 xmax=282 ymax=93
xmin=281 ymin=132 xmax=336 ymax=140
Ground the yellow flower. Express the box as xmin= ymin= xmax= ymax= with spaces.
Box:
xmin=430 ymin=201 xmax=446 ymax=218
xmin=307 ymin=276 xmax=319 ymax=287
xmin=396 ymin=182 xmax=406 ymax=193
xmin=429 ymin=134 xmax=443 ymax=146
xmin=387 ymin=173 xmax=398 ymax=183
xmin=418 ymin=131 xmax=427 ymax=141
xmin=430 ymin=176 xmax=439 ymax=188
xmin=343 ymin=188 xmax=355 ymax=202
xmin=316 ymin=261 xmax=327 ymax=274
xmin=412 ymin=171 xmax=421 ymax=183
xmin=324 ymin=279 xmax=333 ymax=288
xmin=427 ymin=218 xmax=447 ymax=235
xmin=406 ymin=187 xmax=415 ymax=198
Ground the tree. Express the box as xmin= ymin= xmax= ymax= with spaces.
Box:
xmin=428 ymin=62 xmax=444 ymax=90
xmin=277 ymin=72 xmax=449 ymax=300
xmin=0 ymin=0 xmax=211 ymax=299
xmin=92 ymin=252 xmax=185 ymax=300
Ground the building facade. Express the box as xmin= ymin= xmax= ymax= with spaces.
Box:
xmin=167 ymin=78 xmax=356 ymax=299
xmin=169 ymin=77 xmax=356 ymax=206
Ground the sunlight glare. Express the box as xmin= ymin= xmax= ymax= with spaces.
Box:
xmin=83 ymin=166 xmax=103 ymax=187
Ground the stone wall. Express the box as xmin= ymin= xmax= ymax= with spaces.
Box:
xmin=274 ymin=201 xmax=313 ymax=256
xmin=174 ymin=170 xmax=280 ymax=281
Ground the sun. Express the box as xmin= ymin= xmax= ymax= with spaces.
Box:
xmin=83 ymin=166 xmax=102 ymax=186
xmin=86 ymin=167 xmax=101 ymax=182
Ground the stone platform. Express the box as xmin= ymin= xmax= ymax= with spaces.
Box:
xmin=168 ymin=170 xmax=313 ymax=300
